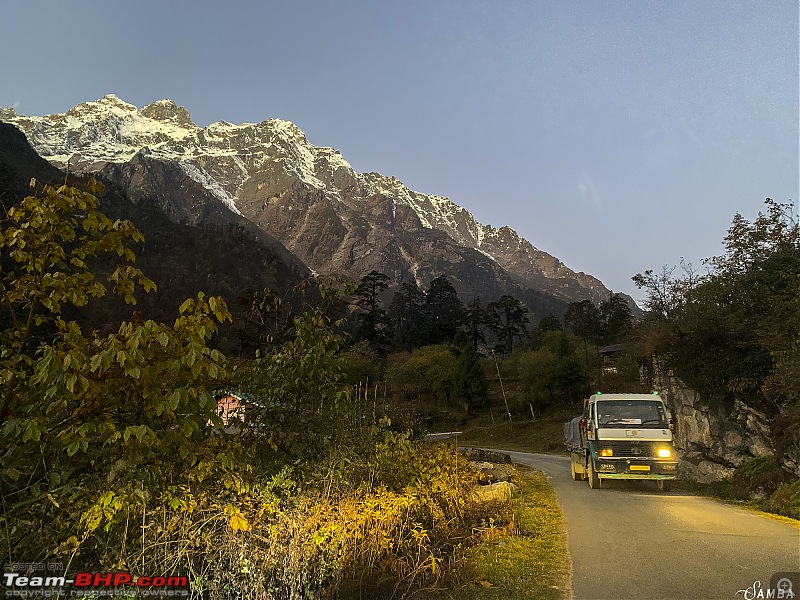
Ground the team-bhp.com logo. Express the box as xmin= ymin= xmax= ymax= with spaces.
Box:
xmin=3 ymin=568 xmax=189 ymax=597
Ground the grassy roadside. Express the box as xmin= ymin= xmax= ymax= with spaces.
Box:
xmin=421 ymin=465 xmax=571 ymax=600
xmin=457 ymin=409 xmax=575 ymax=454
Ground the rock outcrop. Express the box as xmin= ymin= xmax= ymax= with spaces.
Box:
xmin=653 ymin=366 xmax=784 ymax=482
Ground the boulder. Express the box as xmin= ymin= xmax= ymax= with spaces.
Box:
xmin=470 ymin=461 xmax=516 ymax=484
xmin=472 ymin=481 xmax=518 ymax=503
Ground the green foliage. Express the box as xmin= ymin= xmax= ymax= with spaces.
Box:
xmin=388 ymin=344 xmax=459 ymax=404
xmin=632 ymin=200 xmax=800 ymax=501
xmin=235 ymin=279 xmax=350 ymax=356
xmin=536 ymin=313 xmax=562 ymax=333
xmin=388 ymin=279 xmax=427 ymax=351
xmin=514 ymin=331 xmax=589 ymax=409
xmin=0 ymin=180 xmax=153 ymax=333
xmin=728 ymin=456 xmax=791 ymax=500
xmin=338 ymin=340 xmax=384 ymax=386
xmin=423 ymin=276 xmax=466 ymax=346
xmin=0 ymin=181 xmax=236 ymax=566
xmin=465 ymin=297 xmax=488 ymax=352
xmin=353 ymin=270 xmax=392 ymax=354
xmin=765 ymin=479 xmax=800 ymax=520
xmin=564 ymin=299 xmax=600 ymax=343
xmin=230 ymin=286 xmax=353 ymax=458
xmin=0 ymin=180 xmax=155 ymax=413
xmin=598 ymin=293 xmax=633 ymax=345
xmin=633 ymin=199 xmax=799 ymax=414
xmin=486 ymin=295 xmax=530 ymax=355
xmin=687 ymin=455 xmax=798 ymax=520
xmin=453 ymin=340 xmax=489 ymax=412
xmin=0 ymin=182 xmax=514 ymax=599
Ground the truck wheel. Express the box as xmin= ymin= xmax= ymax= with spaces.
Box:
xmin=656 ymin=480 xmax=672 ymax=493
xmin=587 ymin=461 xmax=601 ymax=489
xmin=571 ymin=459 xmax=580 ymax=481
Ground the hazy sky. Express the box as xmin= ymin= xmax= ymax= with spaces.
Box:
xmin=2 ymin=0 xmax=797 ymax=302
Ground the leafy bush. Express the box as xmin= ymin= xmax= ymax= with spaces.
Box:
xmin=765 ymin=479 xmax=800 ymax=520
xmin=729 ymin=456 xmax=791 ymax=499
xmin=387 ymin=345 xmax=458 ymax=404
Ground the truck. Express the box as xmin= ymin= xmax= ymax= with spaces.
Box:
xmin=564 ymin=392 xmax=679 ymax=491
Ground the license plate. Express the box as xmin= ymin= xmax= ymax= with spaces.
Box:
xmin=629 ymin=465 xmax=650 ymax=472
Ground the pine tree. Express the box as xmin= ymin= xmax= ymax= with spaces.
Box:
xmin=453 ymin=337 xmax=489 ymax=411
xmin=423 ymin=276 xmax=465 ymax=345
xmin=387 ymin=280 xmax=426 ymax=351
xmin=486 ymin=295 xmax=530 ymax=354
xmin=352 ymin=271 xmax=391 ymax=353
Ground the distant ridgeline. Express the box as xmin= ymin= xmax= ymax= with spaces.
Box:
xmin=2 ymin=94 xmax=633 ymax=323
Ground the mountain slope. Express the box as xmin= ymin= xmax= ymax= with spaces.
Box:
xmin=2 ymin=95 xmax=622 ymax=313
xmin=0 ymin=122 xmax=309 ymax=350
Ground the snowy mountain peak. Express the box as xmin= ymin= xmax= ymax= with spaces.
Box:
xmin=141 ymin=99 xmax=195 ymax=128
xmin=68 ymin=94 xmax=138 ymax=118
xmin=2 ymin=94 xmax=617 ymax=305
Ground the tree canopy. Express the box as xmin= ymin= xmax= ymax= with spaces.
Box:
xmin=633 ymin=199 xmax=799 ymax=414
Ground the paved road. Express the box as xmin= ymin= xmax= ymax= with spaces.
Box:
xmin=499 ymin=450 xmax=799 ymax=600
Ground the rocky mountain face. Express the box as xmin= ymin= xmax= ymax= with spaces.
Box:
xmin=2 ymin=94 xmax=624 ymax=315
xmin=0 ymin=122 xmax=309 ymax=351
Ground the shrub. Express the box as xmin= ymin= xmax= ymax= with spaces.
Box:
xmin=764 ymin=479 xmax=800 ymax=520
xmin=729 ymin=456 xmax=791 ymax=499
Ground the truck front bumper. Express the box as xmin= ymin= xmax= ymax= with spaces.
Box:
xmin=598 ymin=473 xmax=677 ymax=480
xmin=596 ymin=458 xmax=679 ymax=479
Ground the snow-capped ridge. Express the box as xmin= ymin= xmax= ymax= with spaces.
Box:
xmin=2 ymin=93 xmax=617 ymax=305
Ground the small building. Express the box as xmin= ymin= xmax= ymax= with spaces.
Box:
xmin=213 ymin=391 xmax=248 ymax=426
xmin=599 ymin=343 xmax=626 ymax=375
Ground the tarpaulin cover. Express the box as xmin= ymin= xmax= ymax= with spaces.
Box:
xmin=563 ymin=415 xmax=585 ymax=450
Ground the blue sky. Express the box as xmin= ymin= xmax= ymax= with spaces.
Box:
xmin=2 ymin=0 xmax=797 ymax=302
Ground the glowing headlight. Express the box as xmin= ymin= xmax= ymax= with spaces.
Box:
xmin=657 ymin=448 xmax=672 ymax=458
xmin=599 ymin=448 xmax=614 ymax=457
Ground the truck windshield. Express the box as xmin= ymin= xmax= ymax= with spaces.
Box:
xmin=597 ymin=401 xmax=668 ymax=428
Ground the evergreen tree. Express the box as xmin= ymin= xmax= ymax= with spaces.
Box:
xmin=387 ymin=280 xmax=426 ymax=351
xmin=453 ymin=337 xmax=489 ymax=412
xmin=423 ymin=276 xmax=465 ymax=345
xmin=564 ymin=299 xmax=601 ymax=344
xmin=599 ymin=293 xmax=633 ymax=345
xmin=465 ymin=296 xmax=488 ymax=351
xmin=538 ymin=313 xmax=563 ymax=332
xmin=352 ymin=271 xmax=391 ymax=353
xmin=487 ymin=295 xmax=530 ymax=354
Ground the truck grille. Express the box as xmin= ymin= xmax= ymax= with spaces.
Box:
xmin=605 ymin=442 xmax=656 ymax=458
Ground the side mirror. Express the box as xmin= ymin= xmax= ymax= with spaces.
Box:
xmin=669 ymin=418 xmax=676 ymax=432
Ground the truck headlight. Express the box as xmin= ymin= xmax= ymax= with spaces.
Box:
xmin=599 ymin=448 xmax=613 ymax=457
xmin=657 ymin=448 xmax=672 ymax=458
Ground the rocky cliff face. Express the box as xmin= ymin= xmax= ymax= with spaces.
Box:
xmin=3 ymin=94 xmax=625 ymax=312
xmin=652 ymin=365 xmax=793 ymax=482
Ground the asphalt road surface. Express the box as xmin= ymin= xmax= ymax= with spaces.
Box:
xmin=500 ymin=451 xmax=799 ymax=600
